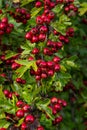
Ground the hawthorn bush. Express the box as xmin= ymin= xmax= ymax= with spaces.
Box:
xmin=0 ymin=0 xmax=87 ymax=130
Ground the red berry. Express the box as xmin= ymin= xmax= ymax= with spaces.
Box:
xmin=41 ymin=73 xmax=47 ymax=79
xmin=32 ymin=48 xmax=39 ymax=54
xmin=43 ymin=48 xmax=50 ymax=55
xmin=11 ymin=62 xmax=20 ymax=70
xmin=57 ymin=99 xmax=62 ymax=104
xmin=53 ymin=56 xmax=61 ymax=63
xmin=25 ymin=114 xmax=35 ymax=123
xmin=0 ymin=128 xmax=7 ymax=130
xmin=31 ymin=35 xmax=39 ymax=43
xmin=51 ymin=97 xmax=58 ymax=104
xmin=36 ymin=16 xmax=43 ymax=24
xmin=47 ymin=40 xmax=52 ymax=47
xmin=35 ymin=1 xmax=42 ymax=8
xmin=21 ymin=122 xmax=27 ymax=130
xmin=40 ymin=26 xmax=48 ymax=33
xmin=16 ymin=100 xmax=24 ymax=108
xmin=54 ymin=104 xmax=62 ymax=111
xmin=52 ymin=108 xmax=57 ymax=115
xmin=31 ymin=27 xmax=38 ymax=35
xmin=23 ymin=104 xmax=31 ymax=112
xmin=16 ymin=109 xmax=24 ymax=118
xmin=3 ymin=90 xmax=10 ymax=97
xmin=37 ymin=126 xmax=44 ymax=130
xmin=43 ymin=16 xmax=50 ymax=24
xmin=48 ymin=11 xmax=55 ymax=20
xmin=48 ymin=70 xmax=54 ymax=76
xmin=26 ymin=13 xmax=31 ymax=20
xmin=0 ymin=22 xmax=7 ymax=30
xmin=8 ymin=92 xmax=12 ymax=99
xmin=39 ymin=34 xmax=46 ymax=42
xmin=1 ymin=17 xmax=8 ymax=23
xmin=62 ymin=100 xmax=67 ymax=107
xmin=28 ymin=56 xmax=34 ymax=61
xmin=25 ymin=32 xmax=32 ymax=40
xmin=54 ymin=64 xmax=60 ymax=71
xmin=47 ymin=61 xmax=54 ymax=68
xmin=57 ymin=42 xmax=63 ymax=48
xmin=21 ymin=8 xmax=26 ymax=14
xmin=40 ymin=61 xmax=47 ymax=68
xmin=35 ymin=75 xmax=41 ymax=81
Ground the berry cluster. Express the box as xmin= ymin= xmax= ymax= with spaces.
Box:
xmin=64 ymin=0 xmax=78 ymax=13
xmin=16 ymin=77 xmax=26 ymax=84
xmin=3 ymin=89 xmax=19 ymax=99
xmin=9 ymin=8 xmax=31 ymax=24
xmin=30 ymin=56 xmax=61 ymax=81
xmin=0 ymin=17 xmax=14 ymax=35
xmin=25 ymin=25 xmax=48 ymax=43
xmin=44 ymin=40 xmax=63 ymax=55
xmin=50 ymin=97 xmax=67 ymax=125
xmin=24 ymin=0 xmax=75 ymax=82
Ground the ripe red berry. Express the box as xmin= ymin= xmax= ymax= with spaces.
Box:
xmin=53 ymin=56 xmax=61 ymax=63
xmin=41 ymin=73 xmax=47 ymax=79
xmin=54 ymin=64 xmax=60 ymax=71
xmin=54 ymin=104 xmax=62 ymax=111
xmin=48 ymin=70 xmax=54 ymax=76
xmin=48 ymin=11 xmax=55 ymax=20
xmin=47 ymin=61 xmax=54 ymax=68
xmin=35 ymin=75 xmax=41 ymax=81
xmin=3 ymin=90 xmax=10 ymax=97
xmin=0 ymin=22 xmax=7 ymax=30
xmin=16 ymin=100 xmax=24 ymax=108
xmin=25 ymin=114 xmax=35 ymax=123
xmin=39 ymin=34 xmax=46 ymax=42
xmin=43 ymin=16 xmax=50 ymax=24
xmin=26 ymin=13 xmax=31 ymax=20
xmin=31 ymin=35 xmax=39 ymax=43
xmin=16 ymin=109 xmax=24 ymax=118
xmin=11 ymin=62 xmax=20 ymax=70
xmin=23 ymin=104 xmax=31 ymax=112
xmin=35 ymin=1 xmax=42 ymax=8
xmin=25 ymin=32 xmax=32 ymax=40
xmin=31 ymin=27 xmax=38 ymax=35
xmin=40 ymin=61 xmax=47 ymax=68
xmin=32 ymin=48 xmax=39 ymax=54
xmin=57 ymin=42 xmax=63 ymax=48
xmin=51 ymin=97 xmax=58 ymax=104
xmin=21 ymin=8 xmax=26 ymax=14
xmin=43 ymin=48 xmax=50 ymax=55
xmin=1 ymin=17 xmax=8 ymax=23
xmin=0 ymin=128 xmax=7 ymax=130
xmin=40 ymin=26 xmax=48 ymax=33
xmin=37 ymin=126 xmax=44 ymax=130
xmin=21 ymin=122 xmax=27 ymax=130
xmin=8 ymin=92 xmax=12 ymax=99
xmin=62 ymin=100 xmax=67 ymax=107
xmin=36 ymin=16 xmax=43 ymax=24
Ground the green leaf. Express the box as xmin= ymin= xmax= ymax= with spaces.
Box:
xmin=79 ymin=2 xmax=87 ymax=16
xmin=16 ymin=65 xmax=28 ymax=78
xmin=16 ymin=60 xmax=37 ymax=77
xmin=31 ymin=7 xmax=43 ymax=18
xmin=36 ymin=99 xmax=54 ymax=120
xmin=13 ymin=81 xmax=22 ymax=96
xmin=52 ymin=4 xmax=64 ymax=14
xmin=57 ymin=73 xmax=71 ymax=87
xmin=51 ymin=14 xmax=72 ymax=35
xmin=5 ymin=51 xmax=17 ymax=60
xmin=0 ymin=119 xmax=10 ymax=128
xmin=21 ymin=0 xmax=36 ymax=6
